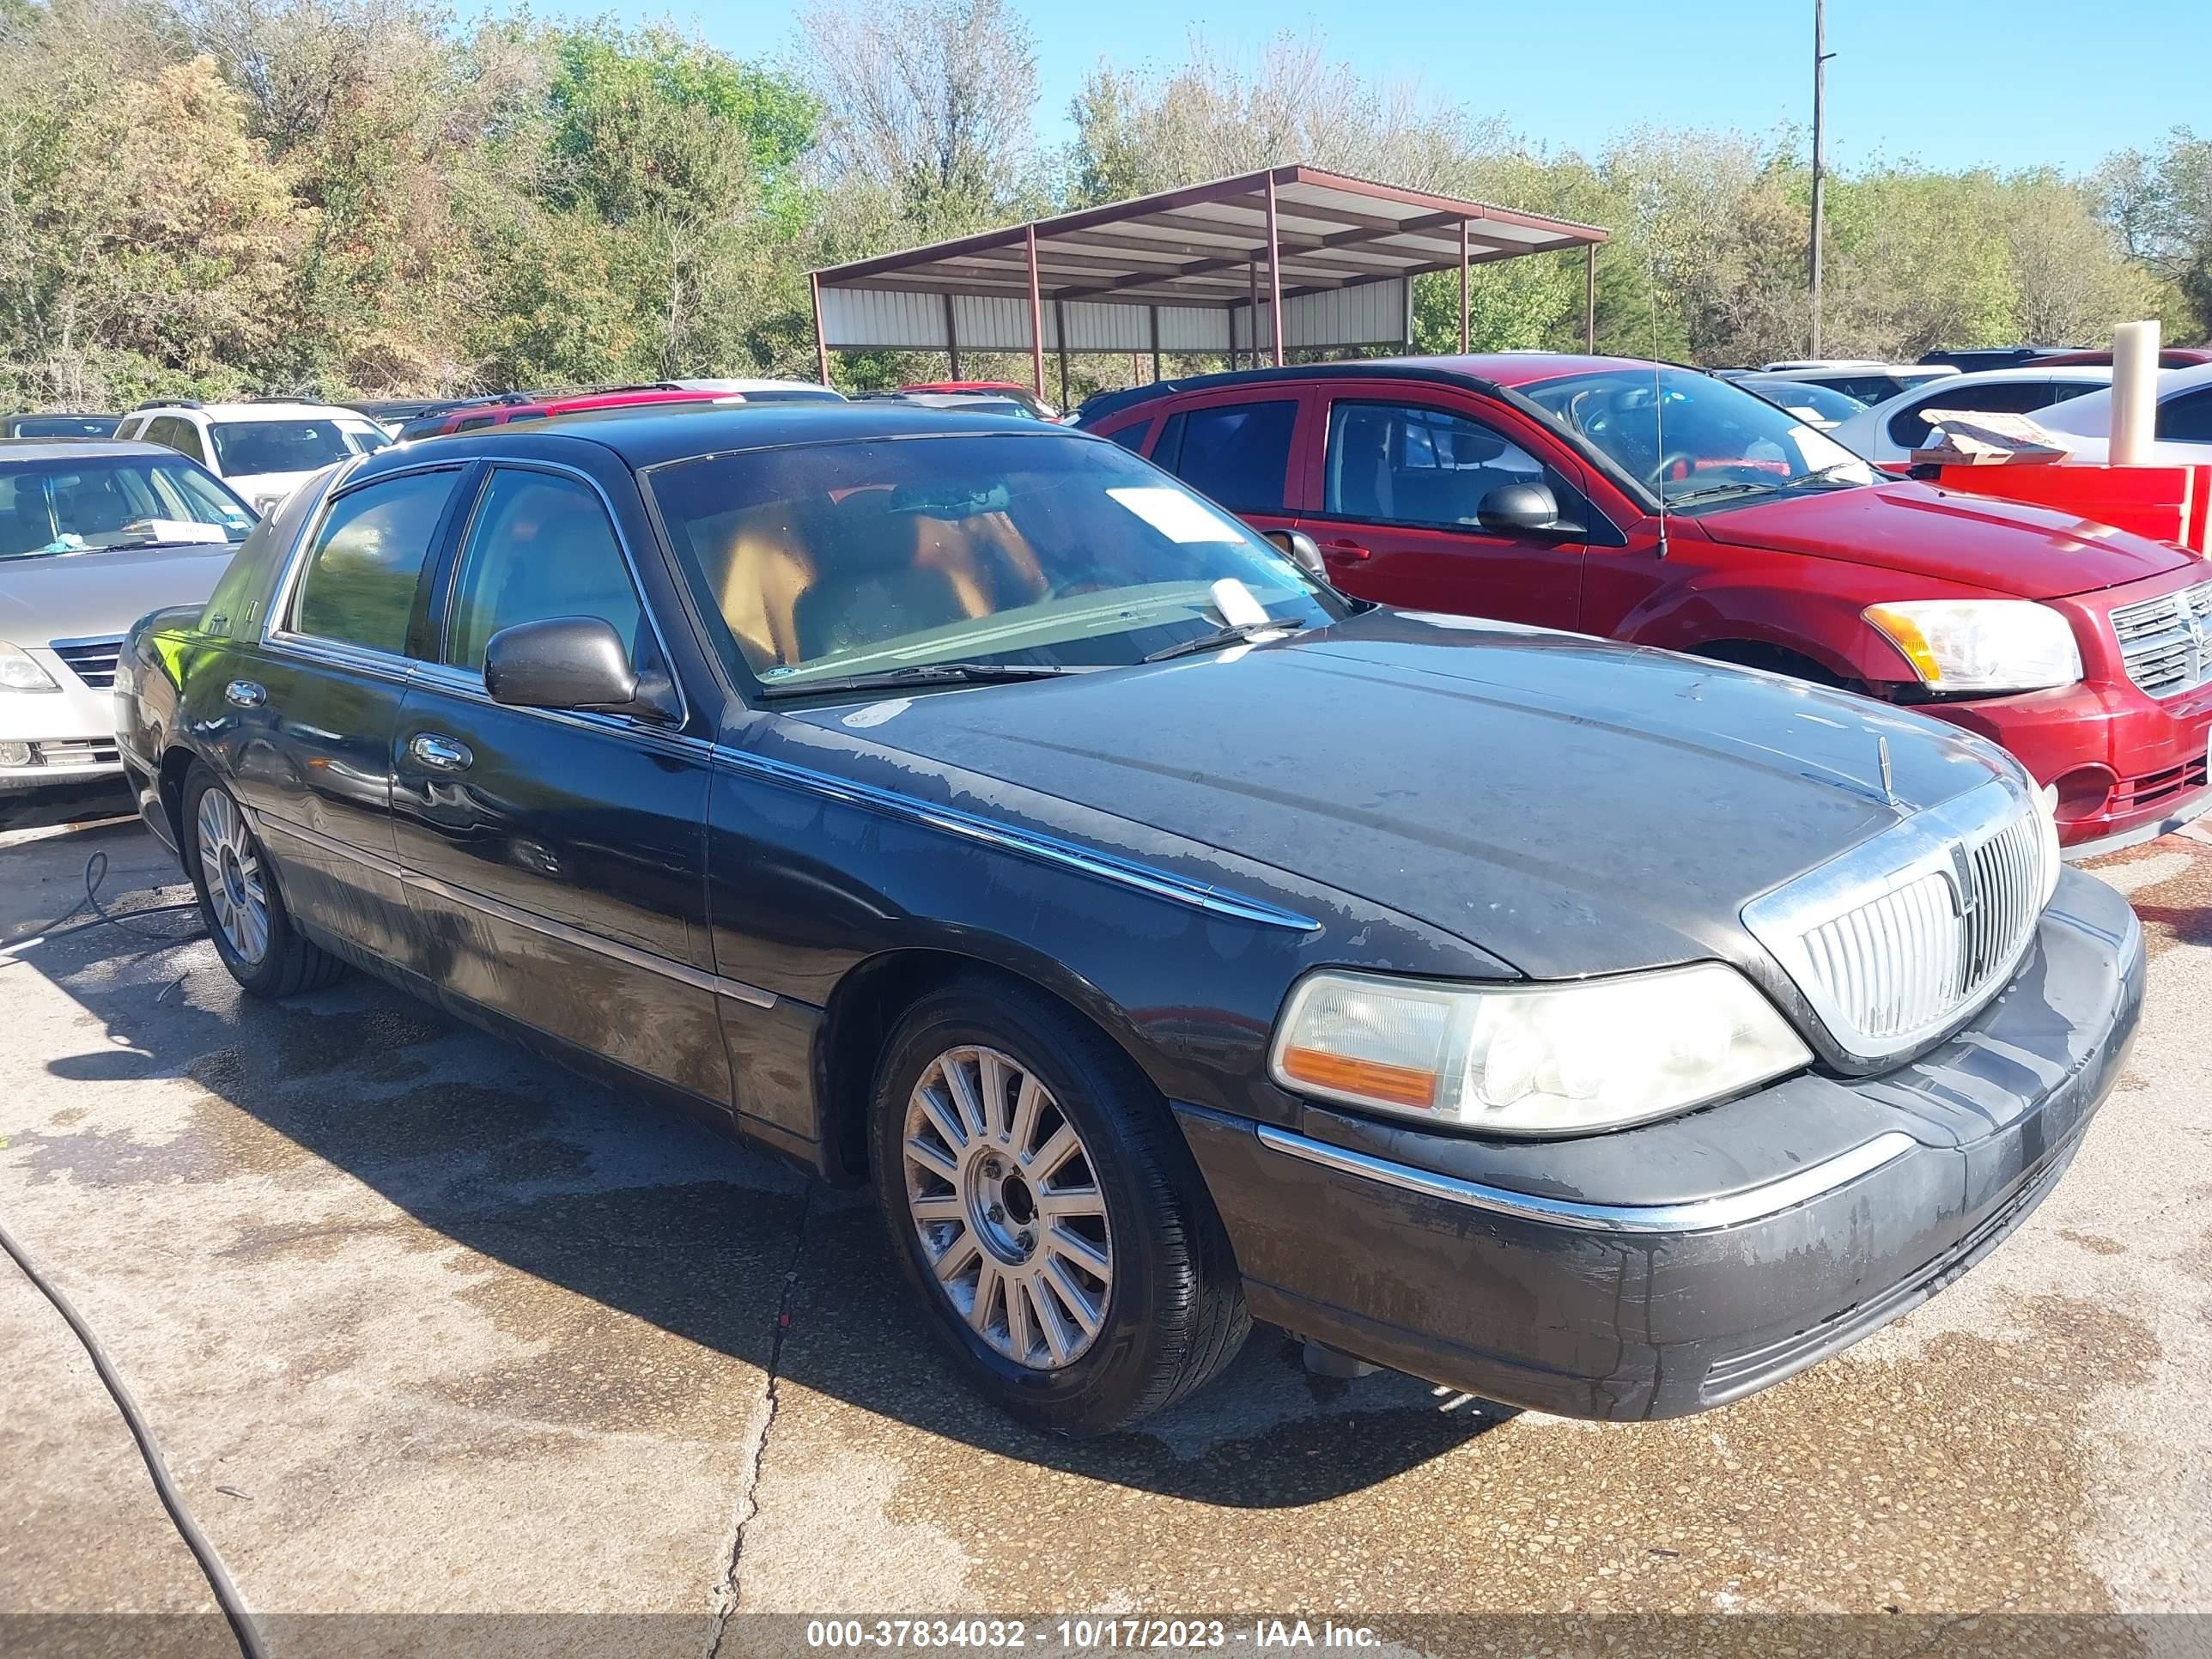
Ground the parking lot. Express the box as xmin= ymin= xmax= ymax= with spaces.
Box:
xmin=3 ymin=793 xmax=2210 ymax=1651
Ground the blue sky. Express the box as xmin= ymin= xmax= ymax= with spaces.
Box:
xmin=575 ymin=0 xmax=2206 ymax=176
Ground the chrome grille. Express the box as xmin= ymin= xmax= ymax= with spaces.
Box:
xmin=2110 ymin=580 xmax=2212 ymax=699
xmin=50 ymin=635 xmax=124 ymax=689
xmin=1741 ymin=777 xmax=2049 ymax=1064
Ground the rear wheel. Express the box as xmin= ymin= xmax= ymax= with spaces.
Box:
xmin=182 ymin=763 xmax=343 ymax=998
xmin=871 ymin=977 xmax=1249 ymax=1437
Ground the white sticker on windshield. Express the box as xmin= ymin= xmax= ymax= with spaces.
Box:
xmin=1107 ymin=487 xmax=1245 ymax=544
xmin=1210 ymin=578 xmax=1270 ymax=628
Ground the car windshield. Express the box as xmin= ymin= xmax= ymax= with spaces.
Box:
xmin=210 ymin=418 xmax=386 ymax=476
xmin=648 ymin=431 xmax=1346 ymax=690
xmin=1521 ymin=367 xmax=1877 ymax=506
xmin=0 ymin=456 xmax=255 ymax=559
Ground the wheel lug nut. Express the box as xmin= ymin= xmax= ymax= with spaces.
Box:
xmin=986 ymin=1203 xmax=1005 ymax=1222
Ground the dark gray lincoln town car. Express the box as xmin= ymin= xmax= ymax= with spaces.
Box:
xmin=115 ymin=405 xmax=2142 ymax=1437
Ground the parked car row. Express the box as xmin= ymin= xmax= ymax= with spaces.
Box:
xmin=106 ymin=398 xmax=2140 ymax=1438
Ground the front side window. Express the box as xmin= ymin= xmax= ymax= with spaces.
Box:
xmin=290 ymin=470 xmax=459 ymax=653
xmin=2158 ymin=389 xmax=2212 ymax=444
xmin=1165 ymin=399 xmax=1298 ymax=514
xmin=647 ymin=431 xmax=1344 ymax=689
xmin=1886 ymin=381 xmax=2063 ymax=451
xmin=0 ymin=457 xmax=254 ymax=561
xmin=1323 ymin=401 xmax=1585 ymax=532
xmin=446 ymin=470 xmax=642 ymax=672
xmin=1522 ymin=367 xmax=1875 ymax=509
xmin=211 ymin=419 xmax=377 ymax=477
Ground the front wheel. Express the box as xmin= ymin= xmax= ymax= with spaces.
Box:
xmin=871 ymin=977 xmax=1249 ymax=1437
xmin=182 ymin=763 xmax=344 ymax=998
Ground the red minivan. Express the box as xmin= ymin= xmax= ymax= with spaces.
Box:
xmin=1081 ymin=356 xmax=2212 ymax=856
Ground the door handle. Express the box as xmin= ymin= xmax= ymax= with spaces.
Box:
xmin=409 ymin=732 xmax=473 ymax=773
xmin=224 ymin=679 xmax=265 ymax=708
xmin=1322 ymin=538 xmax=1372 ymax=562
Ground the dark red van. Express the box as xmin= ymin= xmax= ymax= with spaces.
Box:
xmin=1080 ymin=356 xmax=2212 ymax=856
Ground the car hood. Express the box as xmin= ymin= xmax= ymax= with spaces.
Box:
xmin=775 ymin=610 xmax=2014 ymax=981
xmin=0 ymin=541 xmax=238 ymax=642
xmin=1693 ymin=479 xmax=2193 ymax=599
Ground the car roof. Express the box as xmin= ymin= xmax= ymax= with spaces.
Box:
xmin=0 ymin=438 xmax=191 ymax=463
xmin=1898 ymin=365 xmax=2114 ymax=389
xmin=1075 ymin=352 xmax=1657 ymax=425
xmin=136 ymin=401 xmax=369 ymax=422
xmin=368 ymin=404 xmax=1077 ymax=475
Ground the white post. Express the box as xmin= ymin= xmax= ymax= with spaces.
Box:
xmin=2111 ymin=319 xmax=2160 ymax=466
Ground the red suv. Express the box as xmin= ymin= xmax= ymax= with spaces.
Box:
xmin=1081 ymin=356 xmax=2212 ymax=855
xmin=398 ymin=386 xmax=726 ymax=441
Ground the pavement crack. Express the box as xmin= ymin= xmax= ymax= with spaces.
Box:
xmin=702 ymin=1182 xmax=816 ymax=1659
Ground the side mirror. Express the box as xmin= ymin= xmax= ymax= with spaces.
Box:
xmin=484 ymin=616 xmax=672 ymax=720
xmin=1476 ymin=482 xmax=1563 ymax=537
xmin=1263 ymin=527 xmax=1329 ymax=581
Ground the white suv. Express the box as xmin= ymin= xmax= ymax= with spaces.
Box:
xmin=115 ymin=399 xmax=391 ymax=514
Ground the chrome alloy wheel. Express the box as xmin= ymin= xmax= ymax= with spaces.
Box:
xmin=195 ymin=787 xmax=270 ymax=965
xmin=902 ymin=1045 xmax=1114 ymax=1370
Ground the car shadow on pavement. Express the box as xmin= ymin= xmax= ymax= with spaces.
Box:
xmin=10 ymin=880 xmax=1506 ymax=1510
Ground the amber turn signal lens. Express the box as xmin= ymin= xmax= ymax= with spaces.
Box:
xmin=1276 ymin=1046 xmax=1438 ymax=1109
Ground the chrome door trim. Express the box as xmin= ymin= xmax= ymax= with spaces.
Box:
xmin=1255 ymin=1122 xmax=1919 ymax=1235
xmin=714 ymin=746 xmax=1322 ymax=933
xmin=404 ymin=872 xmax=776 ymax=1009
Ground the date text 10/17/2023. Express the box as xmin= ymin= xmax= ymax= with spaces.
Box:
xmin=802 ymin=1618 xmax=1382 ymax=1650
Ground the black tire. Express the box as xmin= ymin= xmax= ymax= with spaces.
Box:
xmin=181 ymin=763 xmax=344 ymax=999
xmin=870 ymin=975 xmax=1249 ymax=1437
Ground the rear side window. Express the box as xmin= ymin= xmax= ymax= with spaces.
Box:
xmin=454 ymin=414 xmax=498 ymax=432
xmin=1886 ymin=381 xmax=2063 ymax=451
xmin=1164 ymin=399 xmax=1297 ymax=514
xmin=1103 ymin=419 xmax=1152 ymax=453
xmin=445 ymin=469 xmax=642 ymax=672
xmin=291 ymin=470 xmax=460 ymax=654
xmin=2158 ymin=389 xmax=2212 ymax=444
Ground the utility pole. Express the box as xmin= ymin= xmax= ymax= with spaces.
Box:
xmin=1810 ymin=0 xmax=1834 ymax=356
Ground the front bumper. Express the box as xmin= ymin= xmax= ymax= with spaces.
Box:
xmin=0 ymin=652 xmax=123 ymax=789
xmin=1178 ymin=867 xmax=2143 ymax=1419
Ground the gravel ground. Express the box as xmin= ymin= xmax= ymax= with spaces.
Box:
xmin=1 ymin=804 xmax=2208 ymax=1658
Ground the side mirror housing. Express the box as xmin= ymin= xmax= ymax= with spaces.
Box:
xmin=1263 ymin=526 xmax=1329 ymax=582
xmin=484 ymin=616 xmax=672 ymax=720
xmin=1476 ymin=481 xmax=1563 ymax=537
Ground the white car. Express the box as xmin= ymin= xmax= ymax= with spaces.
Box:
xmin=0 ymin=441 xmax=257 ymax=789
xmin=115 ymin=399 xmax=391 ymax=515
xmin=1826 ymin=365 xmax=2115 ymax=466
xmin=670 ymin=377 xmax=847 ymax=403
xmin=1755 ymin=360 xmax=1960 ymax=404
xmin=2026 ymin=362 xmax=2212 ymax=462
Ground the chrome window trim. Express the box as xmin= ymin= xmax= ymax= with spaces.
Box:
xmin=1741 ymin=774 xmax=2039 ymax=1065
xmin=405 ymin=873 xmax=774 ymax=1008
xmin=714 ymin=746 xmax=1322 ymax=933
xmin=1255 ymin=1122 xmax=1919 ymax=1235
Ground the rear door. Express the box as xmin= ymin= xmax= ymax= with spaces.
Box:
xmin=232 ymin=460 xmax=474 ymax=968
xmin=1295 ymin=384 xmax=1597 ymax=629
xmin=389 ymin=460 xmax=731 ymax=1105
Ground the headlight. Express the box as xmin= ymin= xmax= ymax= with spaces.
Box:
xmin=1268 ymin=963 xmax=1812 ymax=1137
xmin=0 ymin=641 xmax=58 ymax=692
xmin=1863 ymin=600 xmax=2081 ymax=694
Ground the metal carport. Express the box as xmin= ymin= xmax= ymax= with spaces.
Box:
xmin=808 ymin=164 xmax=1610 ymax=401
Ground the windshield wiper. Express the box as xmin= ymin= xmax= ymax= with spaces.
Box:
xmin=1662 ymin=480 xmax=1778 ymax=507
xmin=757 ymin=660 xmax=1080 ymax=699
xmin=1778 ymin=461 xmax=1870 ymax=491
xmin=1142 ymin=620 xmax=1303 ymax=663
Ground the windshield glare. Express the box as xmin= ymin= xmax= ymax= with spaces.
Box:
xmin=648 ymin=433 xmax=1342 ymax=687
xmin=1522 ymin=368 xmax=1876 ymax=504
xmin=0 ymin=458 xmax=254 ymax=559
xmin=210 ymin=419 xmax=385 ymax=476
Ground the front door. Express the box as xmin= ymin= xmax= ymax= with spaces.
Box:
xmin=1296 ymin=389 xmax=1593 ymax=630
xmin=225 ymin=463 xmax=471 ymax=968
xmin=388 ymin=463 xmax=730 ymax=1107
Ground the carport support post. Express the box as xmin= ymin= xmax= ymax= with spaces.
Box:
xmin=1459 ymin=218 xmax=1471 ymax=355
xmin=1584 ymin=244 xmax=1597 ymax=350
xmin=1149 ymin=305 xmax=1162 ymax=381
xmin=943 ymin=293 xmax=962 ymax=380
xmin=1265 ymin=174 xmax=1285 ymax=367
xmin=810 ymin=271 xmax=830 ymax=386
xmin=1054 ymin=300 xmax=1071 ymax=410
xmin=1026 ymin=225 xmax=1046 ymax=398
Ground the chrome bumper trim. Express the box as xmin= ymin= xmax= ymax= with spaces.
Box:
xmin=1254 ymin=1122 xmax=1920 ymax=1235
